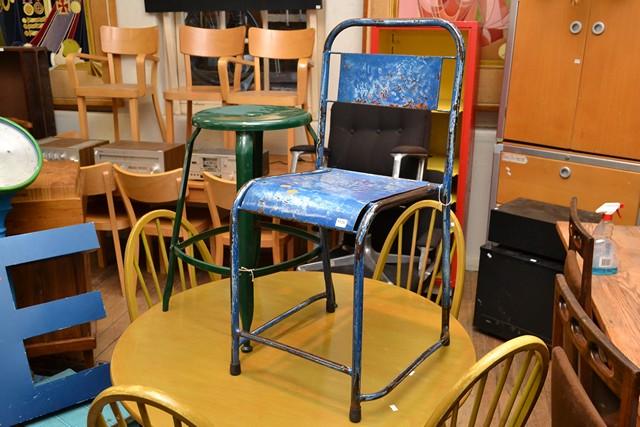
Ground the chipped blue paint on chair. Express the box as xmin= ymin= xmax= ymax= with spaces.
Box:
xmin=228 ymin=18 xmax=465 ymax=423
xmin=0 ymin=223 xmax=110 ymax=426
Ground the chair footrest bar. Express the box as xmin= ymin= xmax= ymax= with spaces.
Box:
xmin=251 ymin=292 xmax=328 ymax=336
xmin=360 ymin=339 xmax=445 ymax=402
xmin=239 ymin=331 xmax=352 ymax=375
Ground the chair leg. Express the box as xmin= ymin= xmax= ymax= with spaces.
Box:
xmin=185 ymin=101 xmax=193 ymax=142
xmin=111 ymin=228 xmax=126 ymax=296
xmin=112 ymin=99 xmax=120 ymax=142
xmin=320 ymin=228 xmax=336 ymax=313
xmin=223 ymin=131 xmax=235 ymax=149
xmin=165 ymin=99 xmax=174 ymax=143
xmin=77 ymin=96 xmax=89 ymax=139
xmin=271 ymin=235 xmax=282 ymax=266
xmin=286 ymin=128 xmax=296 ymax=171
xmin=129 ymin=98 xmax=140 ymax=141
xmin=96 ymin=232 xmax=106 ymax=268
xmin=151 ymin=91 xmax=167 ymax=142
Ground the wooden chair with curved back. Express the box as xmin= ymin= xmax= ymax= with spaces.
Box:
xmin=87 ymin=384 xmax=213 ymax=427
xmin=424 ymin=335 xmax=549 ymax=427
xmin=217 ymin=27 xmax=315 ymax=165
xmin=80 ymin=162 xmax=130 ymax=294
xmin=123 ymin=209 xmax=215 ymax=321
xmin=113 ymin=164 xmax=210 ymax=237
xmin=565 ymin=196 xmax=595 ymax=315
xmin=553 ymin=273 xmax=640 ymax=427
xmin=372 ymin=200 xmax=465 ymax=318
xmin=164 ymin=25 xmax=246 ymax=143
xmin=202 ymin=171 xmax=291 ymax=266
xmin=66 ymin=26 xmax=166 ymax=142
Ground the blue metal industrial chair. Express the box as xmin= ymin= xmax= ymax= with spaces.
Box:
xmin=228 ymin=18 xmax=465 ymax=422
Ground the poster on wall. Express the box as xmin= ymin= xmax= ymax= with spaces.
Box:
xmin=397 ymin=0 xmax=510 ymax=64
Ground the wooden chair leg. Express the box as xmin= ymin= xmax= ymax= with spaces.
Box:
xmin=223 ymin=131 xmax=236 ymax=149
xmin=287 ymin=238 xmax=295 ymax=261
xmin=112 ymin=99 xmax=120 ymax=142
xmin=165 ymin=99 xmax=174 ymax=143
xmin=151 ymin=91 xmax=167 ymax=142
xmin=111 ymin=228 xmax=126 ymax=296
xmin=129 ymin=98 xmax=140 ymax=141
xmin=185 ymin=101 xmax=193 ymax=142
xmin=77 ymin=96 xmax=89 ymax=139
xmin=271 ymin=235 xmax=282 ymax=266
xmin=216 ymin=242 xmax=225 ymax=267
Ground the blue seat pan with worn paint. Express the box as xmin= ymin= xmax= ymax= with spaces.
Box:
xmin=238 ymin=168 xmax=437 ymax=232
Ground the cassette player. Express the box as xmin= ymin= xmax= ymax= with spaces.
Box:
xmin=94 ymin=141 xmax=185 ymax=174
xmin=38 ymin=137 xmax=109 ymax=165
xmin=189 ymin=147 xmax=269 ymax=180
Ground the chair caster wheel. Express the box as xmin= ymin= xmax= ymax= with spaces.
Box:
xmin=230 ymin=363 xmax=241 ymax=376
xmin=241 ymin=342 xmax=253 ymax=353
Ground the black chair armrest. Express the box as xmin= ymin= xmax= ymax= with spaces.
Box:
xmin=390 ymin=145 xmax=429 ymax=158
xmin=290 ymin=145 xmax=317 ymax=154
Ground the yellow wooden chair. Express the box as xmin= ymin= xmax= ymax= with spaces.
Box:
xmin=87 ymin=384 xmax=213 ymax=427
xmin=372 ymin=200 xmax=466 ymax=318
xmin=424 ymin=335 xmax=549 ymax=427
xmin=123 ymin=209 xmax=215 ymax=321
xmin=164 ymin=25 xmax=246 ymax=143
xmin=217 ymin=27 xmax=315 ymax=164
xmin=202 ymin=171 xmax=292 ymax=266
xmin=80 ymin=162 xmax=131 ymax=295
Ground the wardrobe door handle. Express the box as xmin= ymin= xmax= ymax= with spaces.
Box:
xmin=592 ymin=21 xmax=605 ymax=35
xmin=569 ymin=20 xmax=583 ymax=35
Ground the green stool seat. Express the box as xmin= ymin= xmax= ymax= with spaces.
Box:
xmin=192 ymin=105 xmax=311 ymax=131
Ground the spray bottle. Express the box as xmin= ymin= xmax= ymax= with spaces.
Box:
xmin=592 ymin=202 xmax=622 ymax=276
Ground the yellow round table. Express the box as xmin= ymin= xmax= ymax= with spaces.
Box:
xmin=111 ymin=272 xmax=475 ymax=426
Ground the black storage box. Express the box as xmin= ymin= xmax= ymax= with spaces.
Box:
xmin=488 ymin=198 xmax=599 ymax=262
xmin=474 ymin=242 xmax=563 ymax=343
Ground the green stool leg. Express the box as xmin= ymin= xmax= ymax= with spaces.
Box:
xmin=236 ymin=130 xmax=263 ymax=351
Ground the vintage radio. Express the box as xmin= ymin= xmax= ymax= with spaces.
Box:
xmin=38 ymin=137 xmax=109 ymax=165
xmin=94 ymin=141 xmax=185 ymax=174
xmin=189 ymin=147 xmax=269 ymax=180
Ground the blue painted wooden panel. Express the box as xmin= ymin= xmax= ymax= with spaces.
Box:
xmin=0 ymin=223 xmax=110 ymax=426
xmin=337 ymin=53 xmax=443 ymax=110
xmin=239 ymin=168 xmax=432 ymax=232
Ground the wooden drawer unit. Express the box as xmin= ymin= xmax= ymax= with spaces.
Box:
xmin=496 ymin=144 xmax=640 ymax=225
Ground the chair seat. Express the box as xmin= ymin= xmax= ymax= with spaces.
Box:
xmin=226 ymin=90 xmax=299 ymax=106
xmin=164 ymin=85 xmax=223 ymax=102
xmin=85 ymin=211 xmax=131 ymax=232
xmin=76 ymin=83 xmax=153 ymax=98
xmin=220 ymin=228 xmax=284 ymax=249
xmin=238 ymin=168 xmax=436 ymax=232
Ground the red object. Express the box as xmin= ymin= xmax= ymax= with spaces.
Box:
xmin=370 ymin=21 xmax=480 ymax=231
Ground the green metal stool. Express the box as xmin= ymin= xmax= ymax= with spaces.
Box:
xmin=162 ymin=105 xmax=318 ymax=347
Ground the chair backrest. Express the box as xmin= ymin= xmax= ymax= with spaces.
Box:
xmin=113 ymin=164 xmax=185 ymax=226
xmin=551 ymin=347 xmax=606 ymax=427
xmin=566 ymin=196 xmax=595 ymax=314
xmin=87 ymin=384 xmax=213 ymax=427
xmin=248 ymin=27 xmax=315 ymax=60
xmin=81 ymin=162 xmax=117 ymax=196
xmin=327 ymin=101 xmax=431 ymax=178
xmin=372 ymin=200 xmax=465 ymax=318
xmin=553 ymin=273 xmax=640 ymax=427
xmin=179 ymin=25 xmax=246 ymax=86
xmin=425 ymin=335 xmax=549 ymax=427
xmin=202 ymin=172 xmax=236 ymax=228
xmin=100 ymin=26 xmax=159 ymax=56
xmin=247 ymin=27 xmax=314 ymax=94
xmin=123 ymin=209 xmax=214 ymax=321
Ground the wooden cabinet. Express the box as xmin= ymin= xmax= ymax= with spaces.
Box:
xmin=496 ymin=144 xmax=640 ymax=225
xmin=501 ymin=0 xmax=640 ymax=161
